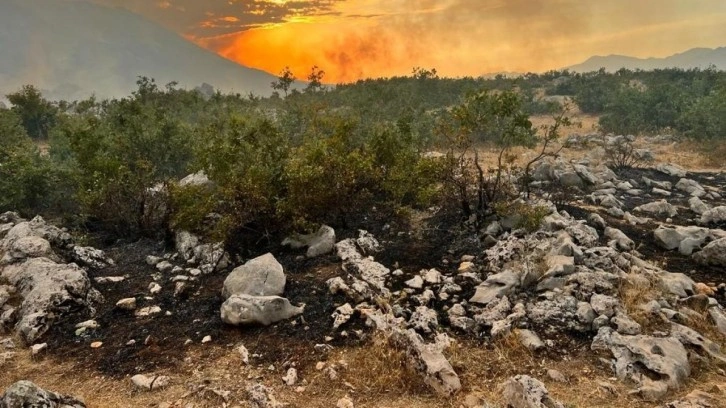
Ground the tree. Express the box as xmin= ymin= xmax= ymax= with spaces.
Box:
xmin=6 ymin=85 xmax=58 ymax=140
xmin=438 ymin=90 xmax=535 ymax=227
xmin=271 ymin=66 xmax=296 ymax=97
xmin=304 ymin=66 xmax=325 ymax=93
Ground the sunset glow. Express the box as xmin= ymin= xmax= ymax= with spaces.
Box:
xmin=92 ymin=0 xmax=726 ymax=82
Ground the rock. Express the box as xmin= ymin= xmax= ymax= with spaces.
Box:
xmin=405 ymin=275 xmax=424 ymax=289
xmin=1 ymin=236 xmax=53 ymax=264
xmin=201 ymin=335 xmax=212 ymax=344
xmin=656 ymin=163 xmax=687 ymax=178
xmin=135 ymin=306 xmax=162 ymax=318
xmin=222 ymin=253 xmax=286 ymax=299
xmin=146 ymin=255 xmax=162 ymax=266
xmin=689 ymin=196 xmax=711 ymax=215
xmin=612 ymin=313 xmax=641 ymax=335
xmin=69 ymin=246 xmax=114 ymax=269
xmin=149 ymin=282 xmax=162 ymax=295
xmin=282 ymin=367 xmax=298 ymax=386
xmin=332 ymin=303 xmax=354 ymax=330
xmin=247 ymin=383 xmax=283 ymax=408
xmin=665 ymin=389 xmax=721 ymax=408
xmin=220 ymin=294 xmax=303 ymax=326
xmin=422 ymin=268 xmax=442 ymax=284
xmin=546 ymin=369 xmax=567 ymax=383
xmin=174 ymin=231 xmax=199 ymax=261
xmin=517 ymin=329 xmax=545 ymax=351
xmin=588 ymin=213 xmax=607 ymax=229
xmin=0 ymin=381 xmax=85 ymax=407
xmin=542 ymin=255 xmax=575 ymax=279
xmin=178 ymin=170 xmax=212 ymax=188
xmin=408 ymin=306 xmax=439 ymax=334
xmin=470 ymin=270 xmax=520 ymax=305
xmin=131 ymin=374 xmax=170 ymax=391
xmin=155 ymin=261 xmax=173 ymax=273
xmin=634 ymin=200 xmax=678 ymax=218
xmin=282 ymin=225 xmax=336 ymax=258
xmin=336 ymin=395 xmax=355 ymax=408
xmin=591 ymin=327 xmax=690 ymax=401
xmin=675 ymin=178 xmax=706 ymax=197
xmin=389 ymin=328 xmax=461 ymax=396
xmin=590 ymin=294 xmax=619 ymax=318
xmin=501 ymin=375 xmax=564 ymax=408
xmin=670 ymin=323 xmax=726 ymax=365
xmin=1 ymin=217 xmax=72 ymax=251
xmin=115 ymin=298 xmax=136 ymax=310
xmin=700 ymin=206 xmax=726 ymax=226
xmin=708 ymin=307 xmax=726 ymax=336
xmin=654 ymin=226 xmax=710 ymax=255
xmin=238 ymin=344 xmax=250 ymax=364
xmin=694 ymin=238 xmax=726 ymax=266
xmin=1 ymin=257 xmax=99 ymax=344
xmin=30 ymin=343 xmax=47 ymax=356
xmin=604 ymin=227 xmax=634 ymax=251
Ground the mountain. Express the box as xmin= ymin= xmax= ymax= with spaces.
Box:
xmin=568 ymin=47 xmax=726 ymax=73
xmin=0 ymin=0 xmax=278 ymax=101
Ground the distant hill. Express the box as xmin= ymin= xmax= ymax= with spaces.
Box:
xmin=0 ymin=0 xmax=277 ymax=101
xmin=568 ymin=47 xmax=726 ymax=73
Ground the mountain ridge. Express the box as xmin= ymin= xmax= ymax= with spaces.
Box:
xmin=0 ymin=0 xmax=277 ymax=101
xmin=567 ymin=47 xmax=726 ymax=72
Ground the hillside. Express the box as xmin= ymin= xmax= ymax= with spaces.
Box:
xmin=0 ymin=0 xmax=277 ymax=101
xmin=568 ymin=47 xmax=726 ymax=73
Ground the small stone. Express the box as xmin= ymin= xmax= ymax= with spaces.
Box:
xmin=149 ymin=282 xmax=162 ymax=294
xmin=238 ymin=344 xmax=250 ymax=364
xmin=135 ymin=306 xmax=162 ymax=318
xmin=336 ymin=395 xmax=355 ymax=408
xmin=547 ymin=369 xmax=567 ymax=383
xmin=131 ymin=374 xmax=170 ymax=391
xmin=116 ymin=297 xmax=137 ymax=310
xmin=90 ymin=341 xmax=103 ymax=348
xmin=30 ymin=343 xmax=47 ymax=356
xmin=201 ymin=335 xmax=212 ymax=344
xmin=282 ymin=367 xmax=298 ymax=386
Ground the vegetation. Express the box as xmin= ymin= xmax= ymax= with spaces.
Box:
xmin=1 ymin=66 xmax=725 ymax=248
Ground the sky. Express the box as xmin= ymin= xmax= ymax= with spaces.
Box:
xmin=89 ymin=0 xmax=726 ymax=82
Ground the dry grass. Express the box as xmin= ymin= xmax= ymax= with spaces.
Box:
xmin=618 ymin=273 xmax=670 ymax=333
xmin=3 ymin=330 xmax=726 ymax=407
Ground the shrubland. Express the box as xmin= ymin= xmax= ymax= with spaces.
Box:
xmin=1 ymin=66 xmax=725 ymax=249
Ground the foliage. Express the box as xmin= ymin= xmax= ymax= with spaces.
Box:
xmin=0 ymin=110 xmax=50 ymax=213
xmin=271 ymin=66 xmax=296 ymax=97
xmin=6 ymin=85 xmax=58 ymax=140
xmin=438 ymin=89 xmax=535 ymax=228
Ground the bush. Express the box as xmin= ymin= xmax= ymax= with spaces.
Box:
xmin=0 ymin=110 xmax=51 ymax=214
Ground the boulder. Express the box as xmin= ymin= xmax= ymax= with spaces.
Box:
xmin=222 ymin=253 xmax=285 ymax=299
xmin=604 ymin=227 xmax=635 ymax=251
xmin=693 ymin=238 xmax=726 ymax=266
xmin=501 ymin=375 xmax=564 ymax=408
xmin=220 ymin=294 xmax=303 ymax=326
xmin=675 ymin=178 xmax=706 ymax=197
xmin=0 ymin=236 xmax=53 ymax=264
xmin=654 ymin=226 xmax=710 ymax=255
xmin=634 ymin=200 xmax=678 ymax=218
xmin=688 ymin=196 xmax=710 ymax=215
xmin=656 ymin=163 xmax=687 ymax=178
xmin=0 ymin=380 xmax=85 ymax=407
xmin=389 ymin=328 xmax=461 ymax=396
xmin=591 ymin=327 xmax=690 ymax=401
xmin=69 ymin=246 xmax=114 ymax=270
xmin=470 ymin=270 xmax=520 ymax=305
xmin=282 ymin=225 xmax=336 ymax=258
xmin=1 ymin=257 xmax=99 ymax=344
xmin=0 ymin=216 xmax=72 ymax=250
xmin=700 ymin=206 xmax=726 ymax=226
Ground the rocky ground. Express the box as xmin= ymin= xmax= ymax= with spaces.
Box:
xmin=1 ymin=135 xmax=726 ymax=408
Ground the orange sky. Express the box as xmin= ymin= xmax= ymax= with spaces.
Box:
xmin=92 ymin=0 xmax=726 ymax=82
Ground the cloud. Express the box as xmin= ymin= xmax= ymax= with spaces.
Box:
xmin=86 ymin=0 xmax=726 ymax=81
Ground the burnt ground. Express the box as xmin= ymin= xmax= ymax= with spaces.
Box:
xmin=562 ymin=167 xmax=726 ymax=286
xmin=42 ymin=211 xmax=466 ymax=380
xmin=36 ymin=166 xmax=726 ymax=385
